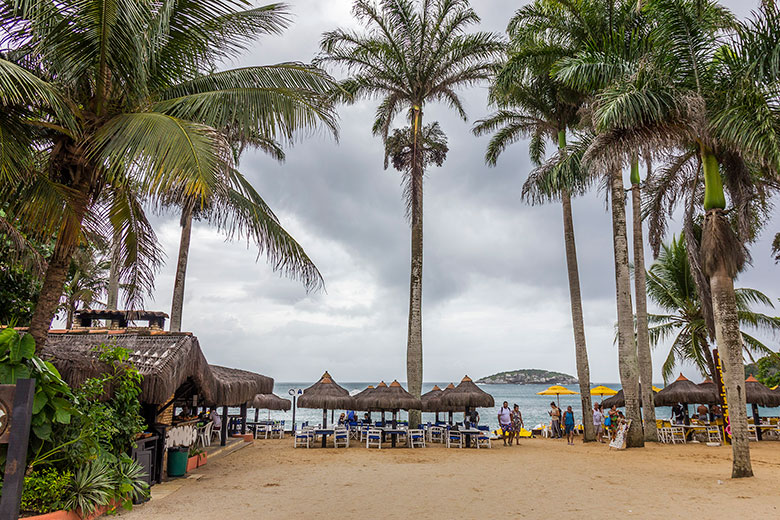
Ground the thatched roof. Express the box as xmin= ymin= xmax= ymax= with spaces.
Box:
xmin=352 ymin=384 xmax=379 ymax=411
xmin=438 ymin=376 xmax=495 ymax=409
xmin=600 ymin=384 xmax=654 ymax=408
xmin=356 ymin=380 xmax=421 ymax=411
xmin=745 ymin=376 xmax=780 ymax=407
xmin=38 ymin=330 xmax=272 ymax=405
xmin=655 ymin=374 xmax=717 ymax=406
xmin=297 ymin=371 xmax=354 ymax=410
xmin=421 ymin=385 xmax=443 ymax=412
xmin=252 ymin=393 xmax=291 ymax=411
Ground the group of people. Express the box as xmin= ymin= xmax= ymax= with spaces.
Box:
xmin=671 ymin=402 xmax=723 ymax=425
xmin=592 ymin=403 xmax=626 ymax=443
xmin=546 ymin=402 xmax=577 ymax=444
xmin=497 ymin=401 xmax=525 ymax=446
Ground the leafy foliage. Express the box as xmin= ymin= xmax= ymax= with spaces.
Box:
xmin=16 ymin=467 xmax=73 ymax=514
xmin=63 ymin=457 xmax=114 ymax=517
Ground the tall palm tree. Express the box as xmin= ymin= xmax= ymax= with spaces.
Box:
xmin=316 ymin=0 xmax=503 ymax=424
xmin=648 ymin=236 xmax=780 ymax=383
xmin=585 ymin=0 xmax=780 ymax=476
xmin=509 ymin=0 xmax=647 ymax=447
xmin=0 ymin=1 xmax=337 ymax=349
xmin=473 ymin=73 xmax=597 ymax=442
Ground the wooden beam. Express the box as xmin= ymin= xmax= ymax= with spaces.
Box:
xmin=220 ymin=406 xmax=228 ymax=446
xmin=0 ymin=379 xmax=35 ymax=520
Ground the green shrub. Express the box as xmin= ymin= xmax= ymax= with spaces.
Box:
xmin=18 ymin=467 xmax=73 ymax=514
xmin=64 ymin=458 xmax=113 ymax=516
xmin=109 ymin=453 xmax=150 ymax=511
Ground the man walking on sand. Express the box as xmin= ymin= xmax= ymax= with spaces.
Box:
xmin=498 ymin=401 xmax=512 ymax=446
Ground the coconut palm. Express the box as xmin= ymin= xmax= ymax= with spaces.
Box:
xmin=473 ymin=72 xmax=597 ymax=442
xmin=509 ymin=0 xmax=647 ymax=447
xmin=59 ymin=244 xmax=110 ymax=329
xmin=648 ymin=236 xmax=780 ymax=384
xmin=584 ymin=0 xmax=780 ymax=476
xmin=316 ymin=0 xmax=503 ymax=424
xmin=0 ymin=1 xmax=337 ymax=349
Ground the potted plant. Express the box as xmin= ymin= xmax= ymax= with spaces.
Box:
xmin=197 ymin=450 xmax=207 ymax=467
xmin=187 ymin=446 xmax=203 ymax=472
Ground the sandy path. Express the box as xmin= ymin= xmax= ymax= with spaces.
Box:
xmin=120 ymin=438 xmax=780 ymax=519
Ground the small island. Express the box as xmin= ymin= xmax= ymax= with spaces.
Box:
xmin=476 ymin=369 xmax=578 ymax=385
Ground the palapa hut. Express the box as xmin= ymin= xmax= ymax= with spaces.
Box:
xmin=297 ymin=371 xmax=354 ymax=428
xmin=654 ymin=374 xmax=717 ymax=407
xmin=251 ymin=393 xmax=291 ymax=422
xmin=744 ymin=376 xmax=780 ymax=439
xmin=356 ymin=380 xmax=421 ymax=427
xmin=36 ymin=312 xmax=273 ymax=483
xmin=421 ymin=385 xmax=455 ymax=423
xmin=601 ymin=384 xmax=658 ymax=408
xmin=353 ymin=385 xmax=376 ymax=422
xmin=439 ymin=376 xmax=494 ymax=410
xmin=436 ymin=383 xmax=459 ymax=424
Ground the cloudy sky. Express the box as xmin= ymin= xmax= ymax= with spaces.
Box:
xmin=137 ymin=0 xmax=777 ymax=384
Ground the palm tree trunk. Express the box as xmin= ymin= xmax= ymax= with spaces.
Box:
xmin=630 ymin=160 xmax=658 ymax=442
xmin=170 ymin=206 xmax=193 ymax=333
xmin=699 ymin=148 xmax=752 ymax=477
xmin=28 ymin=172 xmax=91 ymax=350
xmin=609 ymin=167 xmax=644 ymax=448
xmin=561 ymin=190 xmax=595 ymax=442
xmin=406 ymin=106 xmax=424 ymax=428
xmin=107 ymin=226 xmax=121 ymax=309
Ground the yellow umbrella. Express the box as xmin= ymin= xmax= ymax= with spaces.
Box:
xmin=652 ymin=386 xmax=663 ymax=392
xmin=537 ymin=385 xmax=578 ymax=406
xmin=590 ymin=385 xmax=618 ymax=398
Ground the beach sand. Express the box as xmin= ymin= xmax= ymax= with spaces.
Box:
xmin=120 ymin=438 xmax=780 ymax=519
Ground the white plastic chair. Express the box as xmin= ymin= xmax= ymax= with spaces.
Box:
xmin=670 ymin=427 xmax=686 ymax=444
xmin=255 ymin=424 xmax=271 ymax=439
xmin=748 ymin=424 xmax=758 ymax=441
xmin=294 ymin=428 xmax=312 ymax=448
xmin=366 ymin=428 xmax=382 ymax=449
xmin=446 ymin=431 xmax=463 ymax=449
xmin=407 ymin=429 xmax=426 ymax=448
xmin=334 ymin=427 xmax=349 ymax=448
xmin=198 ymin=421 xmax=213 ymax=447
xmin=271 ymin=421 xmax=284 ymax=439
xmin=477 ymin=431 xmax=491 ymax=449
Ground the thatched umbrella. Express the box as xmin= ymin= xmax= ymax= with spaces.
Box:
xmin=437 ymin=383 xmax=458 ymax=424
xmin=297 ymin=371 xmax=354 ymax=428
xmin=352 ymin=385 xmax=375 ymax=422
xmin=745 ymin=376 xmax=780 ymax=439
xmin=439 ymin=376 xmax=495 ymax=426
xmin=422 ymin=385 xmax=451 ymax=422
xmin=251 ymin=393 xmax=291 ymax=422
xmin=360 ymin=380 xmax=421 ymax=427
xmin=601 ymin=384 xmax=661 ymax=408
xmin=655 ymin=374 xmax=717 ymax=411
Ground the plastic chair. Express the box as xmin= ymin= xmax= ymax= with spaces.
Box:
xmin=334 ymin=427 xmax=349 ymax=448
xmin=408 ymin=429 xmax=426 ymax=448
xmin=366 ymin=429 xmax=383 ymax=449
xmin=294 ymin=429 xmax=312 ymax=448
xmin=477 ymin=431 xmax=491 ymax=449
xmin=255 ymin=424 xmax=271 ymax=439
xmin=670 ymin=427 xmax=686 ymax=444
xmin=706 ymin=426 xmax=722 ymax=444
xmin=198 ymin=422 xmax=213 ymax=447
xmin=447 ymin=431 xmax=463 ymax=449
xmin=748 ymin=424 xmax=758 ymax=441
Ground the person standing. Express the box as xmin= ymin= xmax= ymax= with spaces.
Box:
xmin=592 ymin=404 xmax=605 ymax=443
xmin=549 ymin=402 xmax=562 ymax=438
xmin=563 ymin=406 xmax=576 ymax=445
xmin=511 ymin=404 xmax=524 ymax=445
xmin=498 ymin=401 xmax=512 ymax=446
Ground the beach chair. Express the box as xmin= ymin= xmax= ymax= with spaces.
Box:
xmin=447 ymin=431 xmax=463 ymax=449
xmin=747 ymin=424 xmax=758 ymax=441
xmin=270 ymin=421 xmax=284 ymax=439
xmin=407 ymin=429 xmax=426 ymax=448
xmin=706 ymin=426 xmax=722 ymax=444
xmin=477 ymin=431 xmax=491 ymax=449
xmin=428 ymin=426 xmax=444 ymax=444
xmin=669 ymin=427 xmax=686 ymax=444
xmin=198 ymin=421 xmax=213 ymax=447
xmin=657 ymin=427 xmax=670 ymax=444
xmin=366 ymin=429 xmax=382 ymax=449
xmin=334 ymin=427 xmax=349 ymax=448
xmin=255 ymin=424 xmax=271 ymax=439
xmin=294 ymin=429 xmax=313 ymax=448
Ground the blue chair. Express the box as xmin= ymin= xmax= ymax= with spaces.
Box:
xmin=366 ymin=429 xmax=382 ymax=449
xmin=334 ymin=427 xmax=349 ymax=448
xmin=408 ymin=429 xmax=426 ymax=448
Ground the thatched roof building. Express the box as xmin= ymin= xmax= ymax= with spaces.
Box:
xmin=298 ymin=371 xmax=354 ymax=410
xmin=655 ymin=374 xmax=717 ymax=406
xmin=252 ymin=393 xmax=291 ymax=411
xmin=358 ymin=380 xmax=421 ymax=411
xmin=745 ymin=376 xmax=780 ymax=407
xmin=438 ymin=376 xmax=495 ymax=409
xmin=39 ymin=330 xmax=272 ymax=406
xmin=421 ymin=385 xmax=443 ymax=412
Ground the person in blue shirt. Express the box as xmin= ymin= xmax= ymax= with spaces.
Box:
xmin=563 ymin=406 xmax=576 ymax=445
xmin=346 ymin=410 xmax=356 ymax=422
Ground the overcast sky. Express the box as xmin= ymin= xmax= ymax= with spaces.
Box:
xmin=134 ymin=0 xmax=777 ymax=384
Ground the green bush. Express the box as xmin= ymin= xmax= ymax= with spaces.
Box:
xmin=18 ymin=467 xmax=73 ymax=514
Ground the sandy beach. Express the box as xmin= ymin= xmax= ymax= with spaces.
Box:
xmin=119 ymin=438 xmax=780 ymax=519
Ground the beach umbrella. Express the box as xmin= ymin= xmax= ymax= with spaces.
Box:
xmin=360 ymin=380 xmax=421 ymax=427
xmin=536 ymin=384 xmax=578 ymax=406
xmin=251 ymin=393 xmax=290 ymax=421
xmin=297 ymin=371 xmax=354 ymax=428
xmin=600 ymin=384 xmax=660 ymax=408
xmin=654 ymin=374 xmax=717 ymax=407
xmin=438 ymin=383 xmax=457 ymax=424
xmin=590 ymin=385 xmax=618 ymax=402
xmin=439 ymin=376 xmax=495 ymax=409
xmin=353 ymin=385 xmax=375 ymax=421
xmin=745 ymin=376 xmax=780 ymax=441
xmin=421 ymin=385 xmax=447 ymax=422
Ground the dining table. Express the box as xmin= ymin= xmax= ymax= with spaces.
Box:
xmin=459 ymin=428 xmax=482 ymax=448
xmin=314 ymin=428 xmax=335 ymax=448
xmin=381 ymin=428 xmax=407 ymax=447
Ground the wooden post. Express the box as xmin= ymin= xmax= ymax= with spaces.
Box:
xmin=322 ymin=408 xmax=327 ymax=428
xmin=0 ymin=379 xmax=36 ymax=520
xmin=220 ymin=406 xmax=228 ymax=446
xmin=240 ymin=404 xmax=247 ymax=435
xmin=751 ymin=403 xmax=762 ymax=441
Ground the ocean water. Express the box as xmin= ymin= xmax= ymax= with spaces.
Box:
xmin=238 ymin=382 xmax=779 ymax=432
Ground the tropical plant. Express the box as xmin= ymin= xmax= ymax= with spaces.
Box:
xmin=63 ymin=457 xmax=113 ymax=517
xmin=16 ymin=467 xmax=73 ymax=515
xmin=647 ymin=236 xmax=780 ymax=384
xmin=508 ymin=0 xmax=648 ymax=447
xmin=316 ymin=0 xmax=503 ymax=424
xmin=59 ymin=244 xmax=110 ymax=329
xmin=583 ymin=0 xmax=780 ymax=476
xmin=747 ymin=354 xmax=780 ymax=388
xmin=0 ymin=1 xmax=337 ymax=350
xmin=473 ymin=66 xmax=596 ymax=440
xmin=109 ymin=453 xmax=150 ymax=511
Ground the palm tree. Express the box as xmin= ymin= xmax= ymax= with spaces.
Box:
xmin=316 ymin=0 xmax=503 ymax=424
xmin=59 ymin=245 xmax=110 ymax=329
xmin=648 ymin=236 xmax=780 ymax=383
xmin=0 ymin=1 xmax=337 ymax=349
xmin=473 ymin=72 xmax=597 ymax=442
xmin=509 ymin=0 xmax=647 ymax=447
xmin=585 ymin=0 xmax=780 ymax=476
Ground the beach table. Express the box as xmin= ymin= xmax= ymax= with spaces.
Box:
xmin=381 ymin=428 xmax=407 ymax=447
xmin=459 ymin=428 xmax=481 ymax=448
xmin=314 ymin=428 xmax=335 ymax=448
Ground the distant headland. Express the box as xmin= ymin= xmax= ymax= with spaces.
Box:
xmin=476 ymin=369 xmax=578 ymax=385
